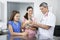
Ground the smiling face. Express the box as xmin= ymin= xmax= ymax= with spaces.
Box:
xmin=14 ymin=13 xmax=20 ymax=22
xmin=40 ymin=6 xmax=48 ymax=14
xmin=39 ymin=2 xmax=48 ymax=14
xmin=27 ymin=8 xmax=33 ymax=17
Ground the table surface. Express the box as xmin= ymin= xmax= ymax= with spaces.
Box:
xmin=0 ymin=35 xmax=60 ymax=40
xmin=0 ymin=35 xmax=37 ymax=40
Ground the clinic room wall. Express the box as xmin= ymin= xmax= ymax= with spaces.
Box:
xmin=0 ymin=0 xmax=60 ymax=29
xmin=34 ymin=0 xmax=60 ymax=25
xmin=0 ymin=0 xmax=7 ymax=29
xmin=56 ymin=0 xmax=60 ymax=25
xmin=7 ymin=2 xmax=34 ymax=22
xmin=7 ymin=0 xmax=59 ymax=25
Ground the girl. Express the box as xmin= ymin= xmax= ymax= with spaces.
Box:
xmin=8 ymin=10 xmax=27 ymax=36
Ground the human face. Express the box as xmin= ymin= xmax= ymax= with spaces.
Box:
xmin=14 ymin=13 xmax=20 ymax=22
xmin=40 ymin=6 xmax=48 ymax=14
xmin=27 ymin=8 xmax=33 ymax=17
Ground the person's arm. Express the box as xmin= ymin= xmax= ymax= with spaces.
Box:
xmin=22 ymin=20 xmax=30 ymax=28
xmin=32 ymin=15 xmax=56 ymax=30
xmin=32 ymin=22 xmax=51 ymax=30
xmin=36 ymin=23 xmax=51 ymax=30
xmin=32 ymin=16 xmax=56 ymax=30
xmin=22 ymin=22 xmax=26 ymax=28
xmin=8 ymin=24 xmax=27 ymax=36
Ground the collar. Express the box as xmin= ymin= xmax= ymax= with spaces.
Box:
xmin=43 ymin=11 xmax=49 ymax=17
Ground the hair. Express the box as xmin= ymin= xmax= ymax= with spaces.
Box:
xmin=26 ymin=6 xmax=33 ymax=11
xmin=9 ymin=10 xmax=20 ymax=21
xmin=39 ymin=2 xmax=48 ymax=8
xmin=24 ymin=6 xmax=33 ymax=20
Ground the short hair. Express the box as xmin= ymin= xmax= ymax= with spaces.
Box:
xmin=9 ymin=10 xmax=20 ymax=21
xmin=26 ymin=6 xmax=33 ymax=11
xmin=39 ymin=2 xmax=48 ymax=8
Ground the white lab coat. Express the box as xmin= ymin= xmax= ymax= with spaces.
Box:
xmin=36 ymin=11 xmax=56 ymax=40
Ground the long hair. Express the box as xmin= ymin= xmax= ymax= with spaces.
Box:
xmin=24 ymin=6 xmax=33 ymax=20
xmin=24 ymin=13 xmax=28 ymax=20
xmin=9 ymin=10 xmax=20 ymax=21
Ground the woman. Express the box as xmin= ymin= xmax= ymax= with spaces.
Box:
xmin=22 ymin=6 xmax=37 ymax=38
xmin=8 ymin=10 xmax=27 ymax=36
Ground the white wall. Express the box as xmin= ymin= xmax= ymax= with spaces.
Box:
xmin=0 ymin=0 xmax=7 ymax=29
xmin=34 ymin=0 xmax=58 ymax=25
xmin=0 ymin=0 xmax=60 ymax=29
xmin=56 ymin=0 xmax=60 ymax=25
xmin=0 ymin=2 xmax=4 ymax=21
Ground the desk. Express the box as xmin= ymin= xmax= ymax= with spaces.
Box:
xmin=0 ymin=34 xmax=60 ymax=40
xmin=0 ymin=35 xmax=36 ymax=40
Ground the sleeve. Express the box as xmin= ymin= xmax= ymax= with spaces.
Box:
xmin=32 ymin=17 xmax=38 ymax=23
xmin=8 ymin=21 xmax=12 ymax=26
xmin=22 ymin=17 xmax=26 ymax=22
xmin=32 ymin=17 xmax=36 ymax=22
xmin=45 ymin=15 xmax=56 ymax=27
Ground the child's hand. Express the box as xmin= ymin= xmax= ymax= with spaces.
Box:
xmin=22 ymin=32 xmax=28 ymax=36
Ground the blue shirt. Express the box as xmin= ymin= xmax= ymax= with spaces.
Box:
xmin=8 ymin=21 xmax=21 ymax=35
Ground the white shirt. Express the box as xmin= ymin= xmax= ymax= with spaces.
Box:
xmin=38 ymin=11 xmax=56 ymax=39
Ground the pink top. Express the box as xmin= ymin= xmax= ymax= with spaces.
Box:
xmin=22 ymin=17 xmax=36 ymax=28
xmin=22 ymin=17 xmax=36 ymax=38
xmin=22 ymin=17 xmax=36 ymax=23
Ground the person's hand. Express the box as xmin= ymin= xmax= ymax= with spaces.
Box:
xmin=31 ymin=21 xmax=38 ymax=27
xmin=31 ymin=21 xmax=36 ymax=25
xmin=22 ymin=32 xmax=28 ymax=36
xmin=25 ymin=20 xmax=32 ymax=24
xmin=25 ymin=20 xmax=30 ymax=24
xmin=30 ymin=27 xmax=36 ymax=31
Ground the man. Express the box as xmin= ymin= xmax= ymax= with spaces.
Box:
xmin=32 ymin=2 xmax=56 ymax=40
